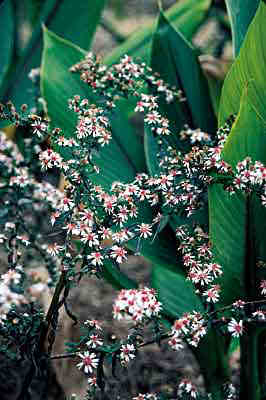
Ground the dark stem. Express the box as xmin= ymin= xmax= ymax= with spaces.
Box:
xmin=238 ymin=195 xmax=261 ymax=398
xmin=38 ymin=271 xmax=66 ymax=353
xmin=50 ymin=332 xmax=173 ymax=360
xmin=194 ymin=332 xmax=230 ymax=400
xmin=240 ymin=323 xmax=261 ymax=400
xmin=258 ymin=330 xmax=266 ymax=387
xmin=50 ymin=352 xmax=77 ymax=360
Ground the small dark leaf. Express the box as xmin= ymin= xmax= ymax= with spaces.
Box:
xmin=111 ymin=351 xmax=119 ymax=379
xmin=0 ymin=207 xmax=8 ymax=218
xmin=96 ymin=352 xmax=106 ymax=391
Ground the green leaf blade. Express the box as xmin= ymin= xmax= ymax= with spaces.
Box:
xmin=225 ymin=0 xmax=260 ymax=57
xmin=151 ymin=12 xmax=216 ymax=134
xmin=41 ymin=28 xmax=145 ymax=189
xmin=103 ymin=260 xmax=137 ymax=291
xmin=0 ymin=0 xmax=14 ymax=93
xmin=210 ymin=92 xmax=266 ymax=306
xmin=219 ymin=2 xmax=266 ymax=126
xmin=152 ymin=265 xmax=204 ymax=318
xmin=3 ymin=0 xmax=107 ymax=108
xmin=144 ymin=10 xmax=216 ymax=177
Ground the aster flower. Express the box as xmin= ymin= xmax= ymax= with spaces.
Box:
xmin=46 ymin=243 xmax=64 ymax=257
xmin=120 ymin=343 xmax=136 ymax=364
xmin=87 ymin=251 xmax=104 ymax=266
xmin=84 ymin=319 xmax=102 ymax=330
xmin=203 ymin=284 xmax=220 ymax=303
xmin=86 ymin=334 xmax=103 ymax=348
xmin=31 ymin=118 xmax=48 ymax=138
xmin=168 ymin=335 xmax=183 ymax=351
xmin=1 ymin=269 xmax=22 ymax=285
xmin=252 ymin=310 xmax=266 ymax=320
xmin=113 ymin=287 xmax=162 ymax=322
xmin=228 ymin=318 xmax=243 ymax=338
xmin=178 ymin=378 xmax=198 ymax=399
xmin=87 ymin=376 xmax=97 ymax=387
xmin=137 ymin=223 xmax=152 ymax=239
xmin=77 ymin=351 xmax=99 ymax=374
xmin=110 ymin=245 xmax=127 ymax=263
xmin=260 ymin=280 xmax=266 ymax=295
xmin=80 ymin=231 xmax=99 ymax=247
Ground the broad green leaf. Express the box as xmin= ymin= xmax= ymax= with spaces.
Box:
xmin=146 ymin=11 xmax=214 ymax=229
xmin=0 ymin=0 xmax=14 ymax=92
xmin=103 ymin=260 xmax=137 ymax=291
xmin=41 ymin=28 xmax=145 ymax=188
xmin=144 ymin=11 xmax=216 ymax=176
xmin=151 ymin=12 xmax=216 ymax=134
xmin=209 ymin=92 xmax=266 ymax=306
xmin=219 ymin=1 xmax=266 ymax=126
xmin=104 ymin=0 xmax=211 ymax=65
xmin=3 ymin=0 xmax=106 ymax=108
xmin=225 ymin=0 xmax=260 ymax=56
xmin=152 ymin=264 xmax=203 ymax=317
xmin=206 ymin=74 xmax=223 ymax=117
xmin=144 ymin=126 xmax=161 ymax=176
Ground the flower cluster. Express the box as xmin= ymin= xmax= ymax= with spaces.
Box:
xmin=39 ymin=148 xmax=64 ymax=170
xmin=176 ymin=225 xmax=222 ymax=303
xmin=0 ymin=129 xmax=62 ymax=312
xmin=177 ymin=378 xmax=199 ymax=399
xmin=75 ymin=320 xmax=104 ymax=387
xmin=113 ymin=287 xmax=162 ymax=323
xmin=232 ymin=158 xmax=266 ymax=200
xmin=120 ymin=343 xmax=136 ymax=365
xmin=0 ymin=267 xmax=26 ymax=319
xmin=70 ymin=53 xmax=183 ymax=106
xmin=169 ymin=311 xmax=206 ymax=350
xmin=180 ymin=125 xmax=211 ymax=145
xmin=68 ymin=97 xmax=111 ymax=147
xmin=223 ymin=383 xmax=238 ymax=400
xmin=133 ymin=394 xmax=158 ymax=400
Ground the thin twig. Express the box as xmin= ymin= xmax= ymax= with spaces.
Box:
xmin=208 ymin=299 xmax=266 ymax=319
xmin=50 ymin=332 xmax=172 ymax=360
xmin=50 ymin=352 xmax=77 ymax=360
